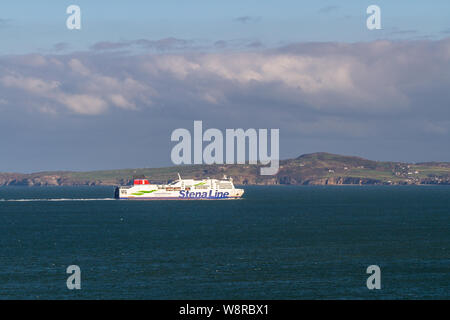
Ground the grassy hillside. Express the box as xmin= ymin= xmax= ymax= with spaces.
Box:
xmin=1 ymin=152 xmax=450 ymax=186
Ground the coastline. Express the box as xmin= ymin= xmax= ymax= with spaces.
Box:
xmin=1 ymin=152 xmax=450 ymax=187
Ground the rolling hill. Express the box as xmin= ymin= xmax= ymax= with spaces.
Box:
xmin=1 ymin=152 xmax=450 ymax=186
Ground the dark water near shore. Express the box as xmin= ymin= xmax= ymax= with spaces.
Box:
xmin=0 ymin=185 xmax=449 ymax=299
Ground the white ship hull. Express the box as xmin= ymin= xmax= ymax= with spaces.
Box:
xmin=114 ymin=175 xmax=244 ymax=200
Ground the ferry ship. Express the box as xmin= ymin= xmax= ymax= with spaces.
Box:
xmin=114 ymin=174 xmax=244 ymax=200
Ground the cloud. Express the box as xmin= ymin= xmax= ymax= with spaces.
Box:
xmin=388 ymin=29 xmax=418 ymax=36
xmin=90 ymin=41 xmax=131 ymax=51
xmin=90 ymin=37 xmax=195 ymax=51
xmin=0 ymin=54 xmax=155 ymax=115
xmin=68 ymin=58 xmax=90 ymax=76
xmin=55 ymin=93 xmax=108 ymax=115
xmin=0 ymin=18 xmax=11 ymax=28
xmin=214 ymin=40 xmax=227 ymax=49
xmin=423 ymin=120 xmax=450 ymax=135
xmin=318 ymin=6 xmax=339 ymax=14
xmin=234 ymin=16 xmax=261 ymax=24
xmin=247 ymin=41 xmax=264 ymax=48
xmin=1 ymin=74 xmax=60 ymax=94
xmin=136 ymin=38 xmax=194 ymax=50
xmin=91 ymin=37 xmax=265 ymax=53
xmin=1 ymin=38 xmax=450 ymax=170
xmin=212 ymin=39 xmax=264 ymax=50
xmin=0 ymin=38 xmax=449 ymax=130
xmin=53 ymin=42 xmax=70 ymax=52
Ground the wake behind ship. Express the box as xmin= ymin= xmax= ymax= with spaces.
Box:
xmin=114 ymin=174 xmax=244 ymax=200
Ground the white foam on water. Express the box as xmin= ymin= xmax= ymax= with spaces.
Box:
xmin=0 ymin=198 xmax=116 ymax=202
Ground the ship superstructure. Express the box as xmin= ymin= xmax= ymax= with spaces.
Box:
xmin=114 ymin=174 xmax=244 ymax=200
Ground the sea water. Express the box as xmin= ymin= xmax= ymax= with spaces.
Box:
xmin=0 ymin=185 xmax=448 ymax=299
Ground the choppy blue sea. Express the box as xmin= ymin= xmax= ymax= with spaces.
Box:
xmin=0 ymin=185 xmax=448 ymax=299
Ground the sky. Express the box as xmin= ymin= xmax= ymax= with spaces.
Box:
xmin=1 ymin=1 xmax=450 ymax=172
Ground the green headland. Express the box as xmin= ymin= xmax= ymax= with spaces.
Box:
xmin=1 ymin=152 xmax=450 ymax=186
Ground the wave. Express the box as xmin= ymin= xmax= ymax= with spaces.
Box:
xmin=0 ymin=198 xmax=116 ymax=202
